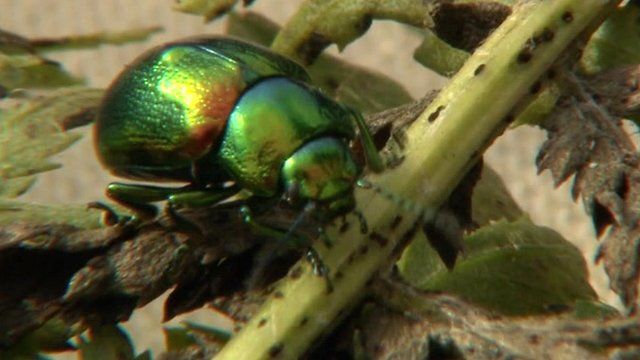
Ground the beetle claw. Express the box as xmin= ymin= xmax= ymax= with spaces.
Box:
xmin=87 ymin=201 xmax=139 ymax=227
xmin=305 ymin=247 xmax=333 ymax=293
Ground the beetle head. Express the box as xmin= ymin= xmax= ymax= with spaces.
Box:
xmin=281 ymin=137 xmax=360 ymax=219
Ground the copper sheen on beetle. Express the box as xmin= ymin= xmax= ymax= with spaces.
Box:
xmin=94 ymin=36 xmax=383 ymax=228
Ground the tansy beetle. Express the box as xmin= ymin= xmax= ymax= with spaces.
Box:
xmin=94 ymin=36 xmax=385 ymax=269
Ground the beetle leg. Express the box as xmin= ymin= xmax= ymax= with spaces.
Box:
xmin=352 ymin=111 xmax=385 ymax=173
xmin=87 ymin=201 xmax=134 ymax=226
xmin=167 ymin=185 xmax=240 ymax=208
xmin=165 ymin=186 xmax=241 ymax=238
xmin=239 ymin=205 xmax=333 ymax=291
xmin=239 ymin=205 xmax=297 ymax=241
xmin=107 ymin=182 xmax=241 ymax=221
xmin=105 ymin=182 xmax=169 ymax=221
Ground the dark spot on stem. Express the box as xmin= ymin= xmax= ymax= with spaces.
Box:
xmin=356 ymin=211 xmax=368 ymax=234
xmin=541 ymin=28 xmax=555 ymax=42
xmin=335 ymin=271 xmax=344 ymax=280
xmin=531 ymin=35 xmax=542 ymax=45
xmin=359 ymin=244 xmax=369 ymax=255
xmin=325 ymin=284 xmax=335 ymax=295
xmin=390 ymin=215 xmax=403 ymax=230
xmin=369 ymin=232 xmax=389 ymax=247
xmin=517 ymin=49 xmax=533 ymax=63
xmin=347 ymin=252 xmax=356 ymax=265
xmin=428 ymin=105 xmax=445 ymax=122
xmin=258 ymin=318 xmax=268 ymax=328
xmin=269 ymin=343 xmax=284 ymax=358
xmin=300 ymin=316 xmax=309 ymax=326
xmin=562 ymin=11 xmax=574 ymax=23
xmin=547 ymin=68 xmax=557 ymax=79
xmin=474 ymin=64 xmax=486 ymax=75
xmin=274 ymin=291 xmax=284 ymax=299
xmin=326 ymin=284 xmax=334 ymax=295
xmin=530 ymin=81 xmax=542 ymax=94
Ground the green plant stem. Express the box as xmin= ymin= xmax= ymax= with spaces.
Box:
xmin=271 ymin=0 xmax=432 ymax=62
xmin=215 ymin=1 xmax=622 ymax=358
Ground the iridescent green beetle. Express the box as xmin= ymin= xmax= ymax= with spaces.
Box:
xmin=95 ymin=37 xmax=383 ymax=234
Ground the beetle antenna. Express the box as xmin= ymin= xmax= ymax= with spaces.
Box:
xmin=356 ymin=178 xmax=464 ymax=267
xmin=283 ymin=202 xmax=317 ymax=247
xmin=356 ymin=178 xmax=437 ymax=224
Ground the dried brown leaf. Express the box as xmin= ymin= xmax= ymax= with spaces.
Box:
xmin=63 ymin=227 xmax=193 ymax=304
xmin=536 ymin=71 xmax=640 ymax=311
xmin=585 ymin=64 xmax=640 ymax=121
xmin=0 ymin=202 xmax=121 ymax=346
xmin=430 ymin=1 xmax=512 ymax=52
xmin=0 ymin=201 xmax=306 ymax=346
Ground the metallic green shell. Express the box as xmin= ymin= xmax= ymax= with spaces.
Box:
xmin=181 ymin=37 xmax=310 ymax=84
xmin=219 ymin=77 xmax=356 ymax=196
xmin=281 ymin=137 xmax=359 ymax=205
xmin=95 ymin=37 xmax=309 ymax=181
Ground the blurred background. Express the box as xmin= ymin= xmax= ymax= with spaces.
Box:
xmin=1 ymin=0 xmax=618 ymax=356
